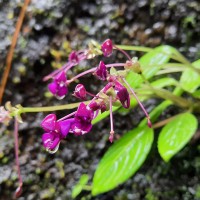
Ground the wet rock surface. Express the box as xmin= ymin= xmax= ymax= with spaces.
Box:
xmin=0 ymin=0 xmax=200 ymax=199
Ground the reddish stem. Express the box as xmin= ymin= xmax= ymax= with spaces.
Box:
xmin=0 ymin=0 xmax=31 ymax=104
xmin=14 ymin=118 xmax=23 ymax=198
xmin=113 ymin=44 xmax=132 ymax=61
xmin=109 ymin=96 xmax=115 ymax=143
xmin=122 ymin=78 xmax=152 ymax=128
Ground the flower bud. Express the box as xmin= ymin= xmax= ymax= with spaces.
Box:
xmin=73 ymin=84 xmax=87 ymax=100
xmin=101 ymin=39 xmax=113 ymax=57
xmin=94 ymin=61 xmax=107 ymax=81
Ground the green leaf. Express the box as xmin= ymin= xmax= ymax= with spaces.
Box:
xmin=151 ymin=77 xmax=177 ymax=88
xmin=71 ymin=185 xmax=83 ymax=199
xmin=180 ymin=59 xmax=200 ymax=92
xmin=140 ymin=45 xmax=176 ymax=79
xmin=92 ymin=126 xmax=154 ymax=196
xmin=79 ymin=174 xmax=89 ymax=185
xmin=158 ymin=113 xmax=198 ymax=162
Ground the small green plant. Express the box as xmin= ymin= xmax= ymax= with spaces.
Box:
xmin=1 ymin=40 xmax=200 ymax=198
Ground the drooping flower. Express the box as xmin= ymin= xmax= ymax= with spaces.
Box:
xmin=94 ymin=61 xmax=108 ymax=81
xmin=71 ymin=103 xmax=94 ymax=136
xmin=41 ymin=114 xmax=74 ymax=153
xmin=48 ymin=71 xmax=68 ymax=99
xmin=114 ymin=81 xmax=130 ymax=109
xmin=101 ymin=39 xmax=113 ymax=57
xmin=73 ymin=84 xmax=87 ymax=100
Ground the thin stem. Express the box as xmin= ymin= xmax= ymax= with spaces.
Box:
xmin=57 ymin=111 xmax=76 ymax=122
xmin=82 ymin=185 xmax=92 ymax=191
xmin=67 ymin=63 xmax=125 ymax=84
xmin=156 ymin=68 xmax=184 ymax=75
xmin=152 ymin=115 xmax=180 ymax=129
xmin=86 ymin=91 xmax=104 ymax=100
xmin=14 ymin=118 xmax=23 ymax=198
xmin=114 ymin=45 xmax=132 ymax=61
xmin=109 ymin=96 xmax=115 ymax=142
xmin=0 ymin=0 xmax=31 ymax=104
xmin=19 ymin=101 xmax=90 ymax=114
xmin=115 ymin=45 xmax=152 ymax=52
xmin=43 ymin=62 xmax=72 ymax=81
xmin=122 ymin=78 xmax=152 ymax=127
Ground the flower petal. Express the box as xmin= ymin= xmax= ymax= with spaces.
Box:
xmin=59 ymin=118 xmax=75 ymax=138
xmin=115 ymin=81 xmax=130 ymax=109
xmin=71 ymin=120 xmax=92 ymax=136
xmin=76 ymin=102 xmax=94 ymax=120
xmin=94 ymin=61 xmax=107 ymax=81
xmin=42 ymin=132 xmax=60 ymax=152
xmin=41 ymin=114 xmax=57 ymax=132
xmin=48 ymin=81 xmax=57 ymax=95
xmin=101 ymin=39 xmax=113 ymax=57
xmin=56 ymin=71 xmax=67 ymax=83
xmin=74 ymin=84 xmax=86 ymax=100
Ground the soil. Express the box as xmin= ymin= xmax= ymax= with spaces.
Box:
xmin=0 ymin=0 xmax=200 ymax=200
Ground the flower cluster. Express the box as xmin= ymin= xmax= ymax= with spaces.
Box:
xmin=41 ymin=39 xmax=151 ymax=153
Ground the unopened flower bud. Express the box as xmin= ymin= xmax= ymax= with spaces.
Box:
xmin=101 ymin=39 xmax=113 ymax=57
xmin=73 ymin=84 xmax=87 ymax=100
xmin=94 ymin=61 xmax=108 ymax=81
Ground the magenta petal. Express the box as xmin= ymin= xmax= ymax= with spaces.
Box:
xmin=115 ymin=81 xmax=130 ymax=109
xmin=101 ymin=39 xmax=113 ymax=57
xmin=95 ymin=61 xmax=107 ymax=81
xmin=117 ymin=89 xmax=130 ymax=108
xmin=48 ymin=81 xmax=57 ymax=95
xmin=57 ymin=86 xmax=68 ymax=97
xmin=42 ymin=132 xmax=60 ymax=151
xmin=59 ymin=118 xmax=75 ymax=138
xmin=76 ymin=103 xmax=93 ymax=120
xmin=56 ymin=71 xmax=66 ymax=83
xmin=74 ymin=84 xmax=86 ymax=100
xmin=69 ymin=51 xmax=79 ymax=63
xmin=71 ymin=121 xmax=92 ymax=136
xmin=41 ymin=114 xmax=57 ymax=132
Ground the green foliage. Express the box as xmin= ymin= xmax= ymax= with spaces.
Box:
xmin=91 ymin=46 xmax=200 ymax=196
xmin=92 ymin=126 xmax=154 ymax=195
xmin=158 ymin=113 xmax=198 ymax=162
xmin=71 ymin=174 xmax=89 ymax=199
xmin=180 ymin=59 xmax=200 ymax=92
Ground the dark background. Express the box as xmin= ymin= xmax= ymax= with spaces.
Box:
xmin=0 ymin=0 xmax=200 ymax=199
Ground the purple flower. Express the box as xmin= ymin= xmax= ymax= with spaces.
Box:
xmin=69 ymin=51 xmax=79 ymax=63
xmin=114 ymin=81 xmax=130 ymax=109
xmin=101 ymin=39 xmax=113 ymax=57
xmin=88 ymin=101 xmax=100 ymax=111
xmin=73 ymin=84 xmax=87 ymax=100
xmin=48 ymin=71 xmax=68 ymax=99
xmin=41 ymin=114 xmax=74 ymax=153
xmin=71 ymin=103 xmax=94 ymax=136
xmin=94 ymin=61 xmax=108 ymax=81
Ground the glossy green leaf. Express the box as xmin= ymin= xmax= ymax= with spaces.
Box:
xmin=158 ymin=113 xmax=198 ymax=162
xmin=180 ymin=59 xmax=200 ymax=92
xmin=140 ymin=45 xmax=176 ymax=79
xmin=92 ymin=126 xmax=154 ymax=195
xmin=151 ymin=77 xmax=177 ymax=88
